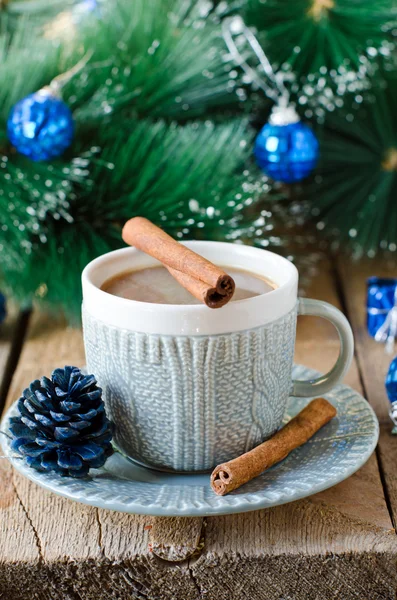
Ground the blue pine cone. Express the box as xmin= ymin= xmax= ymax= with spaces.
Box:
xmin=9 ymin=366 xmax=113 ymax=478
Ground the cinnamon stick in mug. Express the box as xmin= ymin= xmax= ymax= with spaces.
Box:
xmin=210 ymin=398 xmax=337 ymax=496
xmin=122 ymin=217 xmax=235 ymax=308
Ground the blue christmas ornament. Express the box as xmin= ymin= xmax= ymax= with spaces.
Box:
xmin=222 ymin=17 xmax=318 ymax=184
xmin=7 ymin=89 xmax=74 ymax=162
xmin=385 ymin=357 xmax=397 ymax=434
xmin=254 ymin=105 xmax=319 ymax=184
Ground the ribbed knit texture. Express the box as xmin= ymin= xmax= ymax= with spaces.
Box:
xmin=82 ymin=306 xmax=297 ymax=471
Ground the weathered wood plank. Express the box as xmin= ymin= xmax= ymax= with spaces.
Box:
xmin=191 ymin=502 xmax=397 ymax=600
xmin=337 ymin=258 xmax=393 ymax=423
xmin=0 ymin=314 xmax=104 ymax=599
xmin=94 ymin=510 xmax=200 ymax=600
xmin=0 ymin=307 xmax=26 ymax=415
xmin=0 ymin=261 xmax=396 ymax=599
xmin=190 ymin=259 xmax=397 ymax=600
xmin=149 ymin=517 xmax=203 ymax=561
xmin=0 ymin=307 xmax=19 ymax=375
xmin=0 ymin=309 xmax=46 ymax=599
xmin=0 ymin=313 xmax=201 ymax=599
xmin=378 ymin=424 xmax=397 ymax=518
xmin=337 ymin=258 xmax=397 ymax=531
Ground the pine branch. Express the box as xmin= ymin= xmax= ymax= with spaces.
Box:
xmin=58 ymin=0 xmax=243 ymax=123
xmin=0 ymin=23 xmax=64 ymax=122
xmin=242 ymin=0 xmax=397 ymax=115
xmin=1 ymin=1 xmax=244 ymax=121
xmin=245 ymin=0 xmax=397 ymax=71
xmin=0 ymin=149 xmax=95 ymax=276
xmin=298 ymin=75 xmax=397 ymax=257
xmin=0 ymin=0 xmax=83 ymax=38
xmin=0 ymin=119 xmax=270 ymax=315
xmin=6 ymin=0 xmax=77 ymax=15
xmin=0 ymin=0 xmax=306 ymax=317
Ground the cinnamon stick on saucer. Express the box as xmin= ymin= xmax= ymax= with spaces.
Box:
xmin=210 ymin=398 xmax=337 ymax=496
xmin=122 ymin=217 xmax=235 ymax=308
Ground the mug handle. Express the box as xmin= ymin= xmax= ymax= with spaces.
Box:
xmin=292 ymin=298 xmax=354 ymax=397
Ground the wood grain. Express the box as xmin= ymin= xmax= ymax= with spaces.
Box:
xmin=0 ymin=313 xmax=201 ymax=599
xmin=0 ymin=261 xmax=396 ymax=599
xmin=187 ymin=259 xmax=397 ymax=600
xmin=337 ymin=258 xmax=397 ymax=532
xmin=191 ymin=501 xmax=397 ymax=600
xmin=149 ymin=517 xmax=204 ymax=561
xmin=0 ymin=307 xmax=23 ymax=414
xmin=336 ymin=258 xmax=392 ymax=423
xmin=0 ymin=308 xmax=19 ymax=373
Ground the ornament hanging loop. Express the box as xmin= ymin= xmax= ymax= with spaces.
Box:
xmin=45 ymin=49 xmax=94 ymax=97
xmin=223 ymin=16 xmax=318 ymax=184
xmin=222 ymin=16 xmax=289 ymax=105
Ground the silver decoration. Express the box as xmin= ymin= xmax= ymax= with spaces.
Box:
xmin=269 ymin=104 xmax=300 ymax=126
xmin=222 ymin=16 xmax=299 ymax=126
xmin=43 ymin=50 xmax=93 ymax=98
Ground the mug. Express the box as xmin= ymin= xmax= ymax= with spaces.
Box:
xmin=81 ymin=241 xmax=354 ymax=472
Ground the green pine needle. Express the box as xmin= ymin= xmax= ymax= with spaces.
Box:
xmin=0 ymin=1 xmax=271 ymax=318
xmin=0 ymin=0 xmax=325 ymax=317
xmin=0 ymin=27 xmax=62 ymax=122
xmin=300 ymin=76 xmax=397 ymax=257
xmin=62 ymin=0 xmax=244 ymax=123
xmin=1 ymin=119 xmax=270 ymax=316
xmin=245 ymin=0 xmax=397 ymax=71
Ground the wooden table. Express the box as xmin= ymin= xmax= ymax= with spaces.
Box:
xmin=0 ymin=258 xmax=396 ymax=600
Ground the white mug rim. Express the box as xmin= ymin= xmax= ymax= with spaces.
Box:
xmin=81 ymin=241 xmax=299 ymax=335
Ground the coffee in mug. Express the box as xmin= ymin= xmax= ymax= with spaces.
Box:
xmin=101 ymin=266 xmax=277 ymax=304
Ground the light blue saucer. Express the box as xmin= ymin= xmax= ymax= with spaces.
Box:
xmin=1 ymin=366 xmax=379 ymax=517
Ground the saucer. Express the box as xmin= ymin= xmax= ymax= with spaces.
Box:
xmin=1 ymin=365 xmax=379 ymax=517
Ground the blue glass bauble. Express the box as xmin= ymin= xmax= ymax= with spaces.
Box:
xmin=254 ymin=121 xmax=319 ymax=184
xmin=7 ymin=90 xmax=74 ymax=162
